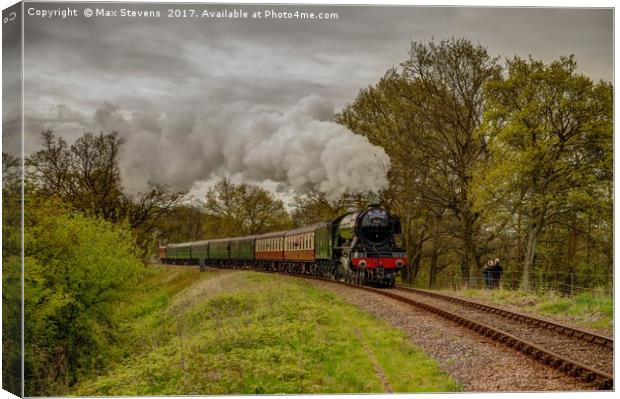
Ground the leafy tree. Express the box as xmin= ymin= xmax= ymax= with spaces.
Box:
xmin=155 ymin=202 xmax=207 ymax=244
xmin=23 ymin=197 xmax=144 ymax=395
xmin=473 ymin=56 xmax=613 ymax=290
xmin=27 ymin=131 xmax=186 ymax=257
xmin=203 ymin=178 xmax=292 ymax=237
xmin=2 ymin=152 xmax=23 ymax=395
xmin=28 ymin=130 xmax=124 ymax=220
xmin=290 ymin=190 xmax=375 ymax=226
xmin=338 ymin=38 xmax=501 ymax=286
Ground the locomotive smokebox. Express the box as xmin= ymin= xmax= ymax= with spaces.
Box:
xmin=359 ymin=208 xmax=392 ymax=245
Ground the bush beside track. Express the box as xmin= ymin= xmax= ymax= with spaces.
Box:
xmin=73 ymin=266 xmax=459 ymax=395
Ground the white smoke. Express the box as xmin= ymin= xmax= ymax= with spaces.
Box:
xmin=112 ymin=95 xmax=390 ymax=200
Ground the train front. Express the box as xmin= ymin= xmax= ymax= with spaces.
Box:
xmin=340 ymin=205 xmax=408 ymax=286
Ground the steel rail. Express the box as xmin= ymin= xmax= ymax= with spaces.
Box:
xmin=394 ymin=285 xmax=613 ymax=348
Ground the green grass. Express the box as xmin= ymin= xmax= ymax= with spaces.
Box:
xmin=73 ymin=268 xmax=458 ymax=395
xmin=442 ymin=287 xmax=613 ymax=332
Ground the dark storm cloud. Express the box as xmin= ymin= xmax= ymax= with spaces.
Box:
xmin=21 ymin=2 xmax=613 ymax=197
xmin=3 ymin=3 xmax=23 ymax=156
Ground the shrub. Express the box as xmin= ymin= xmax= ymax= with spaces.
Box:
xmin=24 ymin=199 xmax=144 ymax=395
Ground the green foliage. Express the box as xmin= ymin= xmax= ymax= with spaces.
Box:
xmin=473 ymin=56 xmax=613 ymax=290
xmin=26 ymin=131 xmax=186 ymax=259
xmin=73 ymin=270 xmax=458 ymax=395
xmin=155 ymin=204 xmax=206 ymax=244
xmin=23 ymin=198 xmax=145 ymax=395
xmin=203 ymin=178 xmax=292 ymax=237
xmin=2 ymin=152 xmax=23 ymax=395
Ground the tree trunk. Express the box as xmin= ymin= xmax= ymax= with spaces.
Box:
xmin=514 ymin=210 xmax=524 ymax=289
xmin=523 ymin=210 xmax=544 ymax=291
xmin=428 ymin=249 xmax=439 ymax=289
xmin=409 ymin=252 xmax=422 ymax=284
xmin=461 ymin=213 xmax=480 ymax=288
xmin=403 ymin=214 xmax=424 ymax=285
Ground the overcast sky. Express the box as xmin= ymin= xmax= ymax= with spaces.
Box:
xmin=13 ymin=2 xmax=614 ymax=202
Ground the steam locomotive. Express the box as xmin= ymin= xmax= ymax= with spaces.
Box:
xmin=159 ymin=204 xmax=407 ymax=287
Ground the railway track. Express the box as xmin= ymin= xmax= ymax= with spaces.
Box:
xmin=200 ymin=265 xmax=614 ymax=389
xmin=380 ymin=285 xmax=614 ymax=390
xmin=395 ymin=286 xmax=613 ymax=347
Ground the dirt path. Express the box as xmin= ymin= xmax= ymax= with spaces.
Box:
xmin=353 ymin=328 xmax=393 ymax=393
xmin=308 ymin=279 xmax=596 ymax=392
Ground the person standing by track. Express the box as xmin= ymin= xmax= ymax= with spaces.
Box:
xmin=483 ymin=259 xmax=493 ymax=289
xmin=490 ymin=258 xmax=503 ymax=289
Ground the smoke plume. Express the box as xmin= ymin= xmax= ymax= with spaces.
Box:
xmin=98 ymin=95 xmax=390 ymax=200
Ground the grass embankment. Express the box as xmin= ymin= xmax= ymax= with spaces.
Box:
xmin=440 ymin=288 xmax=612 ymax=334
xmin=74 ymin=267 xmax=458 ymax=395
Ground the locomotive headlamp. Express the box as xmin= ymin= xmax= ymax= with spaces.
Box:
xmin=353 ymin=252 xmax=359 ymax=258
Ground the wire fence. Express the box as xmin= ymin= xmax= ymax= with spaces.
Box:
xmin=439 ymin=269 xmax=613 ymax=297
